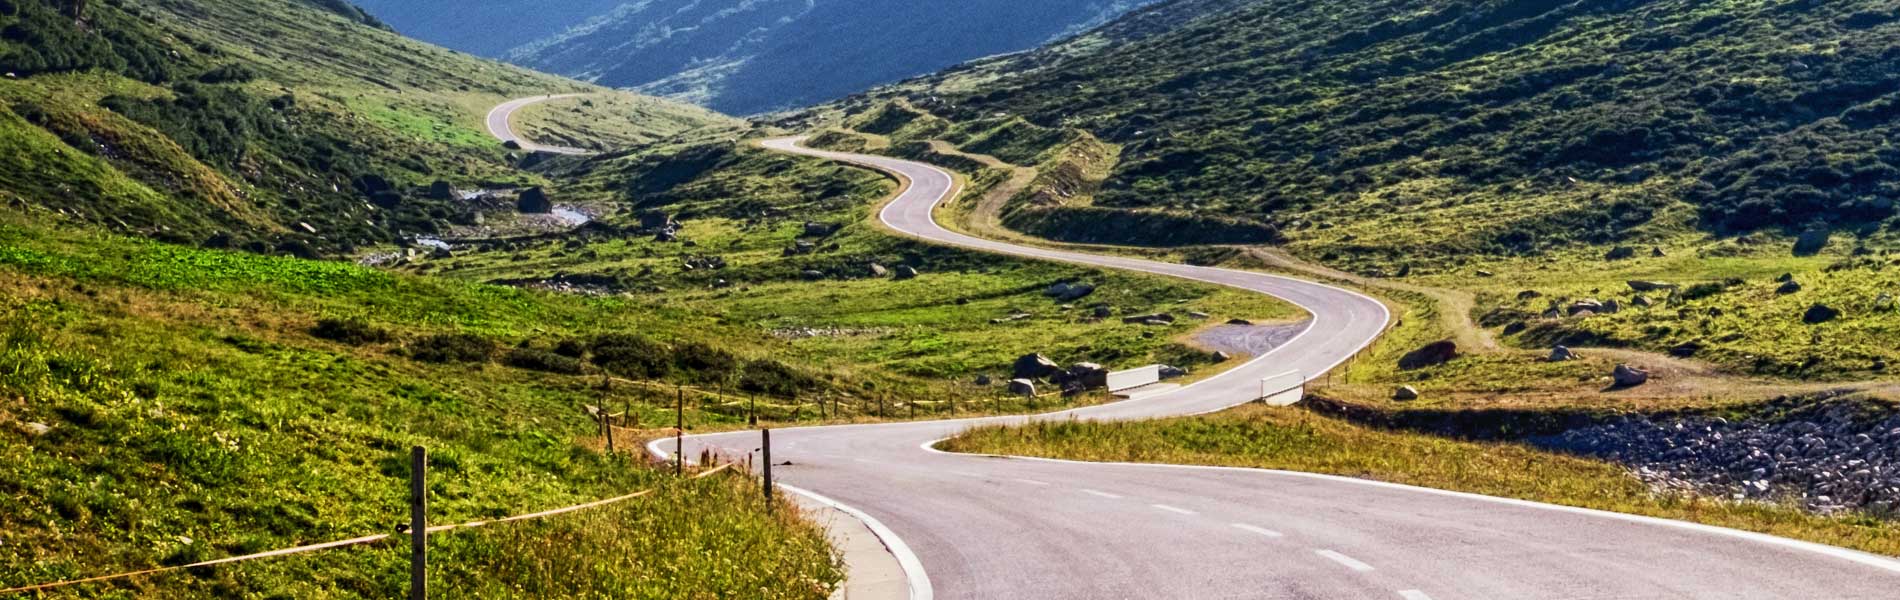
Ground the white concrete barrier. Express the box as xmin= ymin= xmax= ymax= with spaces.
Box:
xmin=1106 ymin=365 xmax=1162 ymax=392
xmin=1259 ymin=371 xmax=1304 ymax=406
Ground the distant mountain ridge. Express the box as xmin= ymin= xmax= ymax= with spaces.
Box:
xmin=350 ymin=0 xmax=626 ymax=58
xmin=506 ymin=0 xmax=1161 ymax=115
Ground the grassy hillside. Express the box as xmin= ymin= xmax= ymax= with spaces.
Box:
xmin=0 ymin=217 xmax=845 ymax=597
xmin=0 ymin=0 xmax=732 ymax=259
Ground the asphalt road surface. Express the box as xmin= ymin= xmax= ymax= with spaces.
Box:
xmin=643 ymin=138 xmax=1900 ymax=599
xmin=484 ymin=94 xmax=592 ymax=155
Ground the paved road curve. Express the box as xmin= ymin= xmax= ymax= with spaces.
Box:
xmin=484 ymin=94 xmax=593 ymax=155
xmin=647 ymin=138 xmax=1900 ymax=599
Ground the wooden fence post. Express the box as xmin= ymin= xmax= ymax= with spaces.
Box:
xmin=675 ymin=386 xmax=685 ymax=476
xmin=409 ymin=446 xmax=427 ymax=600
xmin=761 ymin=429 xmax=773 ymax=513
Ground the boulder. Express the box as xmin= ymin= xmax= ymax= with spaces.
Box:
xmin=1776 ymin=272 xmax=1796 ymax=283
xmin=1651 ymin=247 xmax=1667 ymax=257
xmin=869 ymin=263 xmax=889 ymax=278
xmin=1227 ymin=318 xmax=1254 ymax=326
xmin=1777 ymin=280 xmax=1802 ymax=295
xmin=1121 ymin=313 xmax=1176 ymax=325
xmin=1398 ymin=340 xmax=1459 ymax=370
xmin=427 ymin=180 xmax=455 ymax=200
xmin=1793 ymin=230 xmax=1831 ymax=256
xmin=974 ymin=374 xmax=993 ymax=386
xmin=22 ymin=422 xmax=50 ymax=437
xmin=1627 ymin=280 xmax=1675 ymax=293
xmin=1186 ymin=311 xmax=1211 ymax=320
xmin=1070 ymin=363 xmax=1109 ymax=389
xmin=516 ymin=187 xmax=552 ymax=214
xmin=1159 ymin=365 xmax=1188 ymax=380
xmin=1517 ymin=290 xmax=1544 ymax=300
xmin=1605 ymin=246 xmax=1637 ymax=260
xmin=1549 ymin=345 xmax=1578 ymax=362
xmin=1631 ymin=295 xmax=1652 ymax=308
xmin=1612 ymin=364 xmax=1651 ymax=387
xmin=502 ymin=139 xmax=522 ymax=150
xmin=1061 ymin=380 xmax=1087 ymax=397
xmin=1212 ymin=351 xmax=1233 ymax=362
xmin=1007 ymin=379 xmax=1037 ymax=397
xmin=801 ymin=270 xmax=825 ymax=281
xmin=803 ymin=222 xmax=838 ymax=237
xmin=1092 ymin=306 xmax=1114 ymax=319
xmin=893 ymin=266 xmax=919 ymax=280
xmin=1012 ymin=354 xmax=1062 ymax=380
xmin=1393 ymin=386 xmax=1420 ymax=401
xmin=1602 ymin=299 xmax=1621 ymax=314
xmin=1046 ymin=282 xmax=1096 ymax=302
xmin=654 ymin=229 xmax=677 ymax=243
xmin=1475 ymin=269 xmax=1495 ymax=277
xmin=1804 ymin=304 xmax=1840 ymax=324
xmin=1567 ymin=300 xmax=1604 ymax=316
xmin=639 ymin=211 xmax=674 ymax=230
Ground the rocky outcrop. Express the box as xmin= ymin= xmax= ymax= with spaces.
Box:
xmin=1612 ymin=364 xmax=1650 ymax=387
xmin=1549 ymin=345 xmax=1578 ymax=362
xmin=516 ymin=187 xmax=552 ymax=213
xmin=1013 ymin=354 xmax=1062 ymax=380
xmin=1393 ymin=386 xmax=1420 ymax=401
xmin=1804 ymin=304 xmax=1840 ymax=324
xmin=1007 ymin=379 xmax=1037 ymax=397
xmin=1398 ymin=340 xmax=1458 ymax=370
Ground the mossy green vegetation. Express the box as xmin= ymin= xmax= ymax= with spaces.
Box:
xmin=944 ymin=403 xmax=1900 ymax=556
xmin=0 ymin=0 xmax=731 ymax=258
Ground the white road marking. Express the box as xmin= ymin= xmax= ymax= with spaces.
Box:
xmin=1081 ymin=489 xmax=1123 ymax=499
xmin=1397 ymin=591 xmax=1433 ymax=600
xmin=1151 ymin=504 xmax=1197 ymax=516
xmin=1229 ymin=523 xmax=1283 ymax=538
xmin=1013 ymin=478 xmax=1051 ymax=486
xmin=1316 ymin=550 xmax=1375 ymax=572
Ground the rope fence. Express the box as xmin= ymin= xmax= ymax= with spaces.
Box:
xmin=0 ymin=462 xmax=733 ymax=596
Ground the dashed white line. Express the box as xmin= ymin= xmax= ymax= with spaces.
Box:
xmin=1150 ymin=504 xmax=1197 ymax=516
xmin=1013 ymin=478 xmax=1052 ymax=486
xmin=1081 ymin=489 xmax=1123 ymax=499
xmin=1229 ymin=523 xmax=1284 ymax=538
xmin=1316 ymin=550 xmax=1375 ymax=572
xmin=1397 ymin=591 xmax=1433 ymax=600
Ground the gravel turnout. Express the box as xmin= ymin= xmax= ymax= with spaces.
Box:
xmin=1537 ymin=394 xmax=1900 ymax=515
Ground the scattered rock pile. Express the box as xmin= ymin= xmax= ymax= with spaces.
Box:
xmin=1538 ymin=398 xmax=1900 ymax=514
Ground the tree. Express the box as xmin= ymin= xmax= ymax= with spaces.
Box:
xmin=67 ymin=0 xmax=86 ymax=21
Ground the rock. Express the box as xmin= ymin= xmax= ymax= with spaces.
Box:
xmin=1398 ymin=340 xmax=1459 ymax=370
xmin=975 ymin=374 xmax=993 ymax=386
xmin=1393 ymin=386 xmax=1420 ymax=401
xmin=801 ymin=270 xmax=825 ymax=281
xmin=1631 ymin=295 xmax=1653 ymax=308
xmin=1012 ymin=354 xmax=1062 ymax=380
xmin=1542 ymin=308 xmax=1562 ymax=319
xmin=1804 ymin=304 xmax=1841 ymax=324
xmin=1007 ymin=379 xmax=1037 ymax=397
xmin=1517 ymin=290 xmax=1543 ymax=300
xmin=429 ymin=247 xmax=454 ymax=260
xmin=803 ymin=222 xmax=838 ymax=237
xmin=1612 ymin=364 xmax=1651 ymax=387
xmin=893 ymin=266 xmax=919 ymax=280
xmin=1159 ymin=365 xmax=1188 ymax=380
xmin=1878 ymin=294 xmax=1896 ymax=311
xmin=1186 ymin=311 xmax=1211 ymax=320
xmin=1568 ymin=299 xmax=1604 ymax=316
xmin=1061 ymin=380 xmax=1087 ymax=397
xmin=502 ymin=139 xmax=522 ymax=150
xmin=1627 ymin=280 xmax=1675 ymax=292
xmin=1212 ymin=351 xmax=1233 ymax=362
xmin=1605 ymin=246 xmax=1637 ymax=260
xmin=1121 ymin=313 xmax=1176 ymax=325
xmin=1776 ymin=273 xmax=1795 ymax=283
xmin=1669 ymin=342 xmax=1702 ymax=358
xmin=1549 ymin=345 xmax=1578 ymax=362
xmin=23 ymin=422 xmax=50 ymax=437
xmin=654 ymin=229 xmax=677 ymax=243
xmin=1070 ymin=363 xmax=1109 ymax=388
xmin=869 ymin=263 xmax=889 ymax=277
xmin=1793 ymin=230 xmax=1831 ymax=256
xmin=1226 ymin=318 xmax=1254 ymax=326
xmin=1651 ymin=247 xmax=1667 ymax=257
xmin=1093 ymin=306 xmax=1114 ymax=319
xmin=1475 ymin=269 xmax=1495 ymax=277
xmin=1602 ymin=299 xmax=1621 ymax=314
xmin=1777 ymin=280 xmax=1802 ymax=295
xmin=1046 ymin=282 xmax=1096 ymax=302
xmin=427 ymin=180 xmax=454 ymax=200
xmin=516 ymin=187 xmax=552 ymax=213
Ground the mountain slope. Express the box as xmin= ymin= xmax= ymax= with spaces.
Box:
xmin=887 ymin=0 xmax=1900 ymax=263
xmin=510 ymin=0 xmax=1161 ymax=115
xmin=349 ymin=0 xmax=624 ymax=58
xmin=0 ymin=0 xmax=730 ymax=258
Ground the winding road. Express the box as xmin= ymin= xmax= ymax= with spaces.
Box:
xmin=488 ymin=102 xmax=1900 ymax=599
xmin=484 ymin=94 xmax=593 ymax=155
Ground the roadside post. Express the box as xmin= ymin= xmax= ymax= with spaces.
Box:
xmin=408 ymin=446 xmax=427 ymax=600
xmin=761 ymin=429 xmax=774 ymax=513
xmin=675 ymin=386 xmax=685 ymax=476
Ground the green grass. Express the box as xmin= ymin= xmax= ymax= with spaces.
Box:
xmin=944 ymin=403 xmax=1900 ymax=556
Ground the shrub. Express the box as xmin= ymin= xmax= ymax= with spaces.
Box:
xmin=311 ymin=317 xmax=390 ymax=345
xmin=409 ymin=333 xmax=495 ymax=363
xmin=505 ymin=347 xmax=585 ymax=375
xmin=673 ymin=341 xmax=739 ymax=382
xmin=589 ymin=333 xmax=670 ymax=379
xmin=738 ymin=359 xmax=817 ymax=397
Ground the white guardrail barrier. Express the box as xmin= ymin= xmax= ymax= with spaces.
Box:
xmin=1106 ymin=365 xmax=1162 ymax=392
xmin=1259 ymin=370 xmax=1305 ymax=406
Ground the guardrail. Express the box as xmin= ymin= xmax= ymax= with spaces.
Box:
xmin=1259 ymin=370 xmax=1305 ymax=406
xmin=1106 ymin=364 xmax=1162 ymax=392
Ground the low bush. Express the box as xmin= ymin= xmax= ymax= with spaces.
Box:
xmin=505 ymin=347 xmax=586 ymax=375
xmin=410 ymin=332 xmax=496 ymax=364
xmin=310 ymin=317 xmax=390 ymax=345
xmin=589 ymin=333 xmax=670 ymax=379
